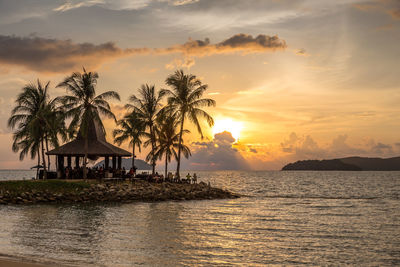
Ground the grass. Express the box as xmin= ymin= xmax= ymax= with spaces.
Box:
xmin=0 ymin=179 xmax=92 ymax=195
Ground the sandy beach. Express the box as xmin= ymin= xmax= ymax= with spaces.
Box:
xmin=0 ymin=257 xmax=50 ymax=267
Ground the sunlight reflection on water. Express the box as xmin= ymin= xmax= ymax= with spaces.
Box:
xmin=0 ymin=171 xmax=399 ymax=266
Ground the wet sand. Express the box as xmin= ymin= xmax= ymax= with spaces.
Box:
xmin=0 ymin=258 xmax=51 ymax=267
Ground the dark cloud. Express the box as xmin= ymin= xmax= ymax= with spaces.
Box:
xmin=218 ymin=34 xmax=286 ymax=50
xmin=388 ymin=8 xmax=400 ymax=20
xmin=248 ymin=147 xmax=257 ymax=153
xmin=168 ymin=34 xmax=287 ymax=57
xmin=181 ymin=131 xmax=250 ymax=170
xmin=0 ymin=33 xmax=286 ymax=72
xmin=0 ymin=35 xmax=127 ymax=72
xmin=295 ymin=48 xmax=308 ymax=56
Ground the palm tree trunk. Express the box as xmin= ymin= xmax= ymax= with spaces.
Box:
xmin=83 ymin=134 xmax=88 ymax=180
xmin=176 ymin=114 xmax=185 ymax=178
xmin=132 ymin=145 xmax=135 ymax=170
xmin=45 ymin=135 xmax=50 ymax=170
xmin=165 ymin=155 xmax=168 ymax=180
xmin=41 ymin=139 xmax=47 ymax=179
xmin=36 ymin=147 xmax=40 ymax=180
xmin=150 ymin=125 xmax=156 ymax=175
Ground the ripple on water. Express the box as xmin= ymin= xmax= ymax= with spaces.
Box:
xmin=0 ymin=171 xmax=399 ymax=266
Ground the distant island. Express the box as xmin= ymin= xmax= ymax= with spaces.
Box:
xmin=282 ymin=156 xmax=400 ymax=171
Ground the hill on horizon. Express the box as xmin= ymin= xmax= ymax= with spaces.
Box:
xmin=94 ymin=158 xmax=151 ymax=170
xmin=282 ymin=156 xmax=400 ymax=171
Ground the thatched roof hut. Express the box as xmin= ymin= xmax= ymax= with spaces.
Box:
xmin=48 ymin=119 xmax=130 ymax=158
xmin=47 ymin=119 xmax=131 ymax=172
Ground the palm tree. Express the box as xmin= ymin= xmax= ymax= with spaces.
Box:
xmin=57 ymin=68 xmax=120 ymax=179
xmin=42 ymin=97 xmax=67 ymax=171
xmin=154 ymin=112 xmax=191 ymax=179
xmin=8 ymin=80 xmax=61 ymax=179
xmin=10 ymin=122 xmax=41 ymax=179
xmin=113 ymin=112 xmax=146 ymax=170
xmin=162 ymin=69 xmax=215 ymax=178
xmin=126 ymin=84 xmax=165 ymax=175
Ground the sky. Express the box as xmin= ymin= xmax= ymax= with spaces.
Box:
xmin=0 ymin=0 xmax=399 ymax=170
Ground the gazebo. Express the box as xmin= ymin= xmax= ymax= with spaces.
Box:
xmin=47 ymin=119 xmax=131 ymax=177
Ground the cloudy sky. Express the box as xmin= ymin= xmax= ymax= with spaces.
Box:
xmin=0 ymin=0 xmax=399 ymax=170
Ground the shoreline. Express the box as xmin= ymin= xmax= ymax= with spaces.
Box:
xmin=0 ymin=256 xmax=57 ymax=267
xmin=0 ymin=180 xmax=239 ymax=205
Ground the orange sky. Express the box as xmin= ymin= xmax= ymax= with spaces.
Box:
xmin=0 ymin=0 xmax=399 ymax=170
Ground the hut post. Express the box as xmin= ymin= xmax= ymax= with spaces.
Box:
xmin=118 ymin=156 xmax=122 ymax=169
xmin=105 ymin=156 xmax=109 ymax=169
xmin=57 ymin=156 xmax=64 ymax=178
xmin=67 ymin=156 xmax=72 ymax=168
xmin=112 ymin=156 xmax=116 ymax=170
xmin=75 ymin=156 xmax=80 ymax=168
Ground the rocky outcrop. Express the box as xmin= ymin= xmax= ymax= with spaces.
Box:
xmin=0 ymin=181 xmax=239 ymax=205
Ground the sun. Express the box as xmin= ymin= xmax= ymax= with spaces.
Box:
xmin=212 ymin=118 xmax=243 ymax=140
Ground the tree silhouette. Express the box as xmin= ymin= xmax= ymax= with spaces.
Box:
xmin=57 ymin=68 xmax=120 ymax=180
xmin=113 ymin=112 xmax=146 ymax=170
xmin=154 ymin=112 xmax=191 ymax=178
xmin=8 ymin=80 xmax=64 ymax=178
xmin=126 ymin=84 xmax=165 ymax=175
xmin=162 ymin=70 xmax=215 ymax=178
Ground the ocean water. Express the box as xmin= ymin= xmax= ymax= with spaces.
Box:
xmin=0 ymin=169 xmax=37 ymax=181
xmin=0 ymin=170 xmax=399 ymax=266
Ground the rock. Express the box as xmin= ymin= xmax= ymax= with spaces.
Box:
xmin=0 ymin=180 xmax=238 ymax=204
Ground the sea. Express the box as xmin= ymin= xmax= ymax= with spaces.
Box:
xmin=0 ymin=170 xmax=399 ymax=266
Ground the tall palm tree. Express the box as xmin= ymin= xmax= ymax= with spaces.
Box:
xmin=113 ymin=112 xmax=146 ymax=170
xmin=162 ymin=69 xmax=215 ymax=178
xmin=8 ymin=80 xmax=62 ymax=178
xmin=126 ymin=84 xmax=165 ymax=175
xmin=10 ymin=122 xmax=41 ymax=179
xmin=42 ymin=97 xmax=67 ymax=170
xmin=154 ymin=112 xmax=191 ymax=179
xmin=57 ymin=68 xmax=120 ymax=179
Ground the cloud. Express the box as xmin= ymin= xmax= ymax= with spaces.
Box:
xmin=295 ymin=48 xmax=309 ymax=56
xmin=165 ymin=34 xmax=286 ymax=57
xmin=280 ymin=132 xmax=400 ymax=163
xmin=0 ymin=35 xmax=128 ymax=73
xmin=248 ymin=146 xmax=257 ymax=153
xmin=353 ymin=1 xmax=400 ymax=21
xmin=53 ymin=0 xmax=104 ymax=12
xmin=181 ymin=131 xmax=250 ymax=170
xmin=371 ymin=142 xmax=393 ymax=154
xmin=53 ymin=0 xmax=200 ymax=13
xmin=0 ymin=33 xmax=286 ymax=73
xmin=165 ymin=57 xmax=195 ymax=70
xmin=376 ymin=23 xmax=394 ymax=31
xmin=353 ymin=3 xmax=379 ymax=11
xmin=53 ymin=0 xmax=155 ymax=12
xmin=170 ymin=0 xmax=199 ymax=6
xmin=388 ymin=8 xmax=400 ymax=19
xmin=207 ymin=92 xmax=220 ymax=95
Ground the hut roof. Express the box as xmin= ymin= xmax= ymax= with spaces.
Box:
xmin=47 ymin=119 xmax=131 ymax=157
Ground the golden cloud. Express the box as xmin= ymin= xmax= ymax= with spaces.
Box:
xmin=0 ymin=33 xmax=287 ymax=73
